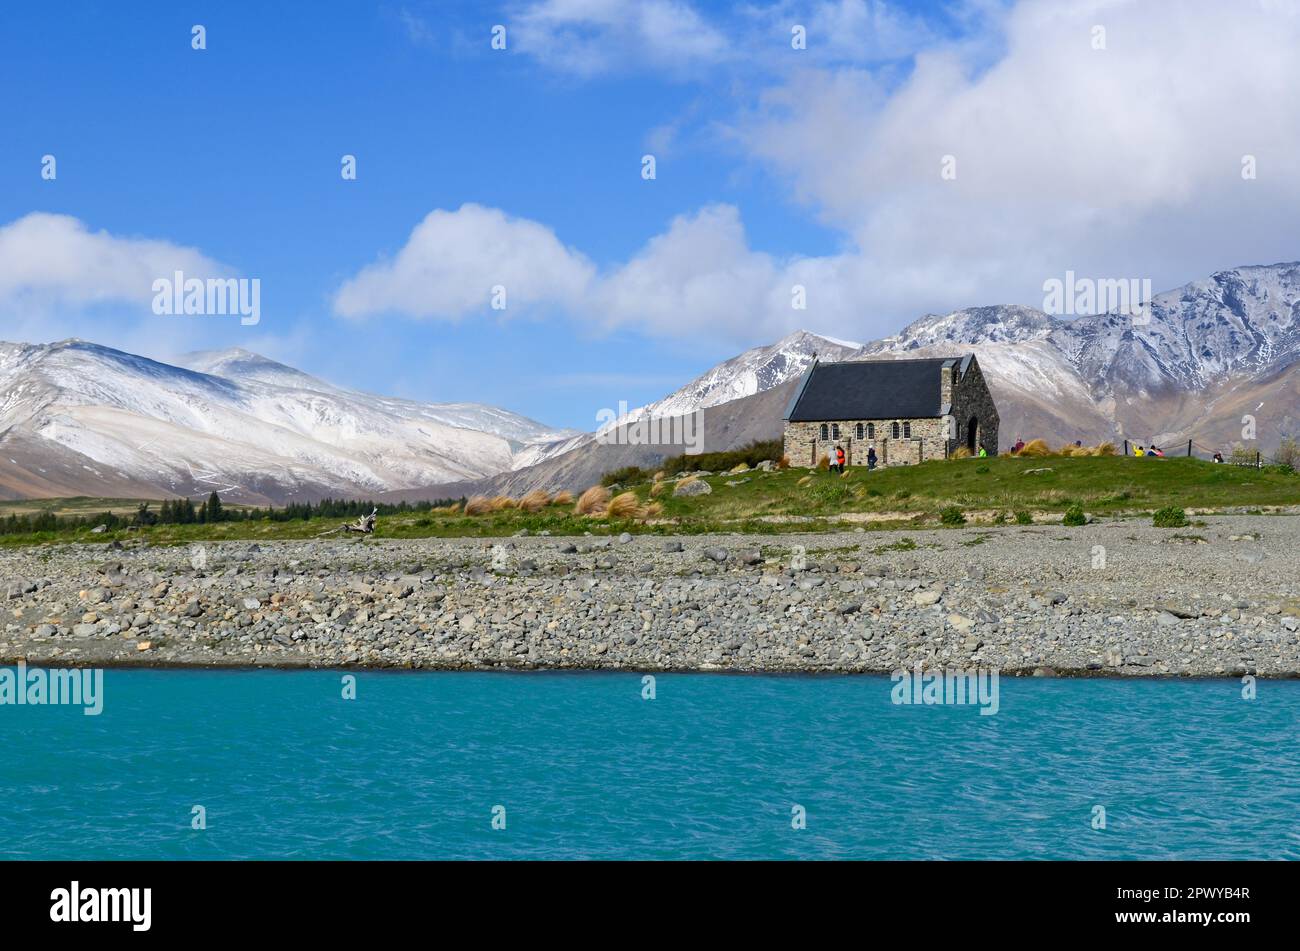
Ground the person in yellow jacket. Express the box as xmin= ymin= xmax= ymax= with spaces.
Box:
xmin=977 ymin=446 xmax=988 ymax=458
xmin=1134 ymin=445 xmax=1146 ymax=457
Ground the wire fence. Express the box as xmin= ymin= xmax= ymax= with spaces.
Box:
xmin=1118 ymin=438 xmax=1266 ymax=467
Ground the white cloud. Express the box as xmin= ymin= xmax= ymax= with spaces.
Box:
xmin=511 ymin=0 xmax=731 ymax=77
xmin=333 ymin=204 xmax=596 ymax=320
xmin=0 ymin=212 xmax=228 ymax=313
xmin=337 ymin=0 xmax=1300 ymax=346
xmin=737 ymin=0 xmax=1300 ymax=331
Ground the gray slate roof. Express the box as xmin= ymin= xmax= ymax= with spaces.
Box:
xmin=785 ymin=358 xmax=956 ymax=422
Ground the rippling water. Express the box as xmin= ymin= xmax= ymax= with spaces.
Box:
xmin=2 ymin=670 xmax=1297 ymax=859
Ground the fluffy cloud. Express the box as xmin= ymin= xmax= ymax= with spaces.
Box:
xmin=0 ymin=213 xmax=228 ymax=311
xmin=343 ymin=0 xmax=1300 ymax=345
xmin=510 ymin=0 xmax=731 ymax=77
xmin=333 ymin=204 xmax=596 ymax=320
xmin=738 ymin=0 xmax=1300 ymax=327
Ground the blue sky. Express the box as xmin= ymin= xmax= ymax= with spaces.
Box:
xmin=2 ymin=1 xmax=1297 ymax=430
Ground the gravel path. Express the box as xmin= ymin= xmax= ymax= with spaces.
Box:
xmin=3 ymin=515 xmax=1298 ymax=676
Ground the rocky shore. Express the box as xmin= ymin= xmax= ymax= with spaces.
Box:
xmin=2 ymin=515 xmax=1298 ymax=676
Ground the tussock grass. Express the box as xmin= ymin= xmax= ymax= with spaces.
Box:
xmin=489 ymin=495 xmax=517 ymax=512
xmin=551 ymin=490 xmax=574 ymax=506
xmin=463 ymin=495 xmax=492 ymax=516
xmin=1017 ymin=438 xmax=1052 ymax=457
xmin=518 ymin=489 xmax=551 ymax=513
xmin=605 ymin=491 xmax=641 ymax=520
xmin=575 ymin=485 xmax=610 ymax=516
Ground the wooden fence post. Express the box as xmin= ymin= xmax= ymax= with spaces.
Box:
xmin=1187 ymin=439 xmax=1192 ymax=457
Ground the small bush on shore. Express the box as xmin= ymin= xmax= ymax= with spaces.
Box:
xmin=939 ymin=506 xmax=966 ymax=526
xmin=1062 ymin=503 xmax=1086 ymax=526
xmin=1152 ymin=506 xmax=1188 ymax=528
xmin=1014 ymin=510 xmax=1033 ymax=525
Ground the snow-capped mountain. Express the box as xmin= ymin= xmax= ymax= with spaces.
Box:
xmin=604 ymin=330 xmax=861 ymax=430
xmin=0 ymin=341 xmax=579 ymax=503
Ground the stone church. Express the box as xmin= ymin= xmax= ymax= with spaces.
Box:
xmin=782 ymin=355 xmax=999 ymax=467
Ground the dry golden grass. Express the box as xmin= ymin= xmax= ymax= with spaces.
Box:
xmin=488 ymin=495 xmax=516 ymax=511
xmin=951 ymin=445 xmax=972 ymax=459
xmin=817 ymin=454 xmax=830 ymax=470
xmin=463 ymin=495 xmax=492 ymax=516
xmin=777 ymin=455 xmax=790 ymax=470
xmin=551 ymin=489 xmax=574 ymax=506
xmin=575 ymin=485 xmax=611 ymax=516
xmin=649 ymin=481 xmax=667 ymax=498
xmin=1057 ymin=443 xmax=1080 ymax=456
xmin=430 ymin=502 xmax=461 ymax=514
xmin=675 ymin=474 xmax=699 ymax=488
xmin=1095 ymin=441 xmax=1116 ymax=456
xmin=518 ymin=489 xmax=551 ymax=513
xmin=642 ymin=501 xmax=663 ymax=518
xmin=798 ymin=475 xmax=813 ymax=486
xmin=653 ymin=470 xmax=665 ymax=482
xmin=1018 ymin=438 xmax=1051 ymax=457
xmin=605 ymin=491 xmax=641 ymax=519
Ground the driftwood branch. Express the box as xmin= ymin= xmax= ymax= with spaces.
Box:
xmin=317 ymin=507 xmax=378 ymax=537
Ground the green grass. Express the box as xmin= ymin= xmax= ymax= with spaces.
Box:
xmin=2 ymin=455 xmax=1297 ymax=547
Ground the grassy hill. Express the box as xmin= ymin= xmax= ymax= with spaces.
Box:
xmin=2 ymin=455 xmax=1297 ymax=547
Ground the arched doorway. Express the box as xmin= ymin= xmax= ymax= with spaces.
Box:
xmin=966 ymin=417 xmax=979 ymax=454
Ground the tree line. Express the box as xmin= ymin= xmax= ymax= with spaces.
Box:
xmin=0 ymin=492 xmax=459 ymax=536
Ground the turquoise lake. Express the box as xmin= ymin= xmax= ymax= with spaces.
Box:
xmin=2 ymin=670 xmax=1297 ymax=860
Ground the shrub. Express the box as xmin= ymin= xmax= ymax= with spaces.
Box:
xmin=1274 ymin=436 xmax=1300 ymax=472
xmin=895 ymin=489 xmax=911 ymax=500
xmin=939 ymin=506 xmax=967 ymax=526
xmin=518 ymin=489 xmax=551 ymax=513
xmin=1014 ymin=510 xmax=1033 ymax=525
xmin=993 ymin=511 xmax=1009 ymax=524
xmin=1152 ymin=506 xmax=1188 ymax=528
xmin=488 ymin=495 xmax=516 ymax=511
xmin=1018 ymin=438 xmax=1051 ymax=457
xmin=777 ymin=455 xmax=791 ymax=470
xmin=463 ymin=495 xmax=492 ymax=516
xmin=575 ymin=485 xmax=611 ymax=516
xmin=551 ymin=490 xmax=574 ymax=506
xmin=975 ymin=465 xmax=990 ymax=474
xmin=600 ymin=465 xmax=652 ymax=487
xmin=605 ymin=491 xmax=641 ymax=520
xmin=1062 ymin=503 xmax=1086 ymax=526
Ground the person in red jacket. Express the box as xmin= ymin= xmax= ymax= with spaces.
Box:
xmin=835 ymin=445 xmax=846 ymax=472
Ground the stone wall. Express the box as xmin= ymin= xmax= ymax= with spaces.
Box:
xmin=949 ymin=358 xmax=1000 ymax=454
xmin=783 ymin=417 xmax=950 ymax=468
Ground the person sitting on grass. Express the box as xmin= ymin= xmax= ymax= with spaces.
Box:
xmin=978 ymin=445 xmax=988 ymax=458
xmin=1149 ymin=445 xmax=1166 ymax=457
xmin=1013 ymin=436 xmax=1025 ymax=454
xmin=1213 ymin=452 xmax=1224 ymax=464
xmin=1134 ymin=445 xmax=1146 ymax=457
